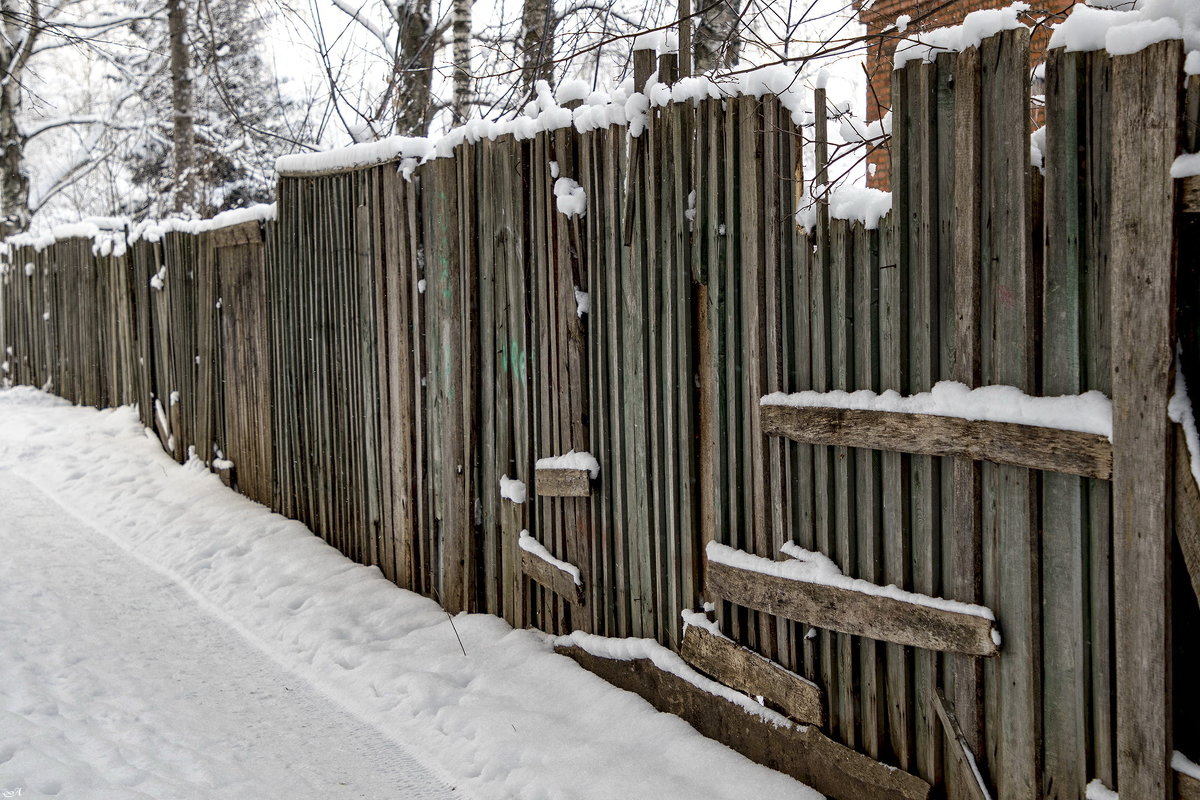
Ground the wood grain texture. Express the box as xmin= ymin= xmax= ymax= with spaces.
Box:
xmin=535 ymin=467 xmax=591 ymax=497
xmin=680 ymin=623 xmax=825 ymax=726
xmin=1110 ymin=39 xmax=1181 ymax=800
xmin=521 ymin=549 xmax=585 ymax=606
xmin=555 ymin=644 xmax=931 ymax=800
xmin=1176 ymin=426 xmax=1200 ymax=606
xmin=761 ymin=405 xmax=1111 ymax=479
xmin=933 ymin=687 xmax=992 ymax=800
xmin=705 ymin=560 xmax=999 ymax=656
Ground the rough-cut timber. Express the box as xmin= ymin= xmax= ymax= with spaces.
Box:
xmin=534 ymin=467 xmax=591 ymax=497
xmin=1110 ymin=39 xmax=1180 ymax=800
xmin=705 ymin=560 xmax=999 ymax=656
xmin=680 ymin=623 xmax=826 ymax=726
xmin=521 ymin=549 xmax=585 ymax=606
xmin=760 ymin=405 xmax=1112 ymax=479
xmin=1176 ymin=426 xmax=1200 ymax=605
xmin=554 ymin=644 xmax=931 ymax=800
xmin=932 ymin=687 xmax=991 ymax=800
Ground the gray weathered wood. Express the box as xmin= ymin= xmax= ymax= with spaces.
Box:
xmin=932 ymin=687 xmax=992 ymax=800
xmin=680 ymin=622 xmax=825 ymax=726
xmin=555 ymin=643 xmax=931 ymax=800
xmin=761 ymin=405 xmax=1111 ymax=479
xmin=535 ymin=467 xmax=591 ymax=497
xmin=522 ymin=548 xmax=585 ymax=607
xmin=705 ymin=559 xmax=999 ymax=656
xmin=1110 ymin=39 xmax=1181 ymax=800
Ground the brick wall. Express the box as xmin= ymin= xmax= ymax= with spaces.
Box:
xmin=859 ymin=0 xmax=1073 ymax=188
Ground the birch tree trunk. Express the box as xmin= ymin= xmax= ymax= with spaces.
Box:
xmin=452 ymin=0 xmax=472 ymax=124
xmin=0 ymin=0 xmax=35 ymax=234
xmin=167 ymin=0 xmax=196 ymax=213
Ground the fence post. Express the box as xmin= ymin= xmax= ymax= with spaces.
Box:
xmin=1109 ymin=39 xmax=1181 ymax=800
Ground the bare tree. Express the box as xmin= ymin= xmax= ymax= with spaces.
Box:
xmin=0 ymin=0 xmax=155 ymax=232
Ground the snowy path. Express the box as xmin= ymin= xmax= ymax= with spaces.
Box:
xmin=0 ymin=387 xmax=819 ymax=800
xmin=0 ymin=470 xmax=456 ymax=800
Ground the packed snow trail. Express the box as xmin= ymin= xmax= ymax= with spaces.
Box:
xmin=0 ymin=470 xmax=457 ymax=799
xmin=0 ymin=387 xmax=819 ymax=800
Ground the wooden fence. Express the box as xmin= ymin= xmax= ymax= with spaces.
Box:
xmin=3 ymin=28 xmax=1200 ymax=800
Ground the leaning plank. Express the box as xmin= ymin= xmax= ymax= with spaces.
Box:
xmin=680 ymin=620 xmax=825 ymax=726
xmin=1179 ymin=764 xmax=1200 ymax=800
xmin=535 ymin=467 xmax=591 ymax=497
xmin=520 ymin=531 xmax=585 ymax=606
xmin=1180 ymin=175 xmax=1200 ymax=213
xmin=705 ymin=557 xmax=999 ymax=657
xmin=932 ymin=687 xmax=992 ymax=800
xmin=554 ymin=641 xmax=930 ymax=800
xmin=760 ymin=405 xmax=1111 ymax=479
xmin=1175 ymin=426 xmax=1200 ymax=606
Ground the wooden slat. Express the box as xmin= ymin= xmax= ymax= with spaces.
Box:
xmin=705 ymin=560 xmax=999 ymax=656
xmin=680 ymin=622 xmax=825 ymax=726
xmin=535 ymin=467 xmax=591 ymax=497
xmin=761 ymin=405 xmax=1111 ymax=479
xmin=1110 ymin=39 xmax=1181 ymax=800
xmin=555 ymin=643 xmax=931 ymax=800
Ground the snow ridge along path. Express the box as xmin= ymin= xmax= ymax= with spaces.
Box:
xmin=0 ymin=387 xmax=818 ymax=800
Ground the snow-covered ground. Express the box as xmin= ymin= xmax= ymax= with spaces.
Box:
xmin=0 ymin=387 xmax=818 ymax=800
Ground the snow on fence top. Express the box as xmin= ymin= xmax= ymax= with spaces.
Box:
xmin=273 ymin=65 xmax=817 ymax=179
xmin=760 ymin=380 xmax=1113 ymax=439
xmin=0 ymin=203 xmax=276 ymax=256
xmin=894 ymin=0 xmax=1200 ymax=71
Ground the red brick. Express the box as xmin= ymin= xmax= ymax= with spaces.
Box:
xmin=857 ymin=0 xmax=1073 ymax=188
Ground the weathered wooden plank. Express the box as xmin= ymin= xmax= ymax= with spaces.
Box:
xmin=1110 ymin=38 xmax=1181 ymax=800
xmin=761 ymin=406 xmax=1111 ymax=479
xmin=705 ymin=560 xmax=999 ymax=656
xmin=680 ymin=622 xmax=825 ymax=726
xmin=555 ymin=643 xmax=931 ymax=800
xmin=949 ymin=42 xmax=985 ymax=779
xmin=535 ymin=467 xmax=591 ymax=497
xmin=933 ymin=687 xmax=992 ymax=800
xmin=522 ymin=548 xmax=585 ymax=606
xmin=1041 ymin=46 xmax=1090 ymax=800
xmin=1176 ymin=426 xmax=1200 ymax=606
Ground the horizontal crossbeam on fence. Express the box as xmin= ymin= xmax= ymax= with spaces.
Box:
xmin=680 ymin=623 xmax=825 ymax=726
xmin=534 ymin=467 xmax=591 ymax=497
xmin=705 ymin=560 xmax=1000 ymax=657
xmin=554 ymin=642 xmax=931 ymax=800
xmin=521 ymin=549 xmax=586 ymax=606
xmin=759 ymin=405 xmax=1112 ymax=479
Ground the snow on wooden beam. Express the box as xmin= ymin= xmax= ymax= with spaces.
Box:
xmin=534 ymin=451 xmax=598 ymax=497
xmin=554 ymin=636 xmax=930 ymax=800
xmin=705 ymin=544 xmax=1000 ymax=657
xmin=519 ymin=530 xmax=585 ymax=605
xmin=680 ymin=617 xmax=825 ymax=726
xmin=760 ymin=405 xmax=1112 ymax=479
xmin=534 ymin=467 xmax=591 ymax=497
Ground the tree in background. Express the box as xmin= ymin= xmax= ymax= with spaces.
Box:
xmin=123 ymin=0 xmax=311 ymax=218
xmin=0 ymin=0 xmax=159 ymax=233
